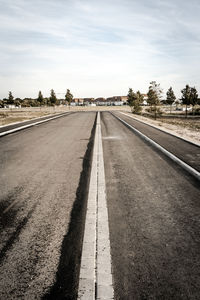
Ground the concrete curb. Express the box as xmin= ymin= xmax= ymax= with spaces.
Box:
xmin=119 ymin=111 xmax=200 ymax=148
xmin=113 ymin=113 xmax=200 ymax=182
xmin=78 ymin=112 xmax=114 ymax=299
xmin=0 ymin=112 xmax=70 ymax=137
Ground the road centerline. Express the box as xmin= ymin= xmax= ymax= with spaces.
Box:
xmin=78 ymin=112 xmax=114 ymax=300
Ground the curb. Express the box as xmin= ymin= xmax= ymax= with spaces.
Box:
xmin=0 ymin=112 xmax=70 ymax=137
xmin=113 ymin=113 xmax=200 ymax=182
xmin=119 ymin=111 xmax=200 ymax=148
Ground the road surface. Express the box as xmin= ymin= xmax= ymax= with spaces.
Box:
xmin=101 ymin=111 xmax=200 ymax=300
xmin=0 ymin=112 xmax=96 ymax=299
xmin=0 ymin=111 xmax=200 ymax=299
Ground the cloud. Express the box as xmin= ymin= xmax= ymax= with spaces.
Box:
xmin=0 ymin=0 xmax=200 ymax=98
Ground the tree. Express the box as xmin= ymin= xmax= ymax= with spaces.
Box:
xmin=166 ymin=87 xmax=176 ymax=113
xmin=37 ymin=91 xmax=44 ymax=106
xmin=147 ymin=81 xmax=162 ymax=119
xmin=7 ymin=91 xmax=14 ymax=105
xmin=49 ymin=89 xmax=58 ymax=106
xmin=127 ymin=88 xmax=143 ymax=114
xmin=14 ymin=98 xmax=21 ymax=107
xmin=127 ymin=88 xmax=137 ymax=109
xmin=0 ymin=100 xmax=4 ymax=108
xmin=181 ymin=84 xmax=191 ymax=118
xmin=65 ymin=89 xmax=73 ymax=108
xmin=190 ymin=87 xmax=198 ymax=115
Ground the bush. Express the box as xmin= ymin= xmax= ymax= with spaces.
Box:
xmin=188 ymin=107 xmax=200 ymax=115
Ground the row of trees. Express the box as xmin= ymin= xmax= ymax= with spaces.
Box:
xmin=0 ymin=89 xmax=73 ymax=108
xmin=127 ymin=82 xmax=199 ymax=118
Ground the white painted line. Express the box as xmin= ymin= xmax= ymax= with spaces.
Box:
xmin=114 ymin=114 xmax=200 ymax=182
xmin=78 ymin=112 xmax=114 ymax=300
xmin=0 ymin=113 xmax=69 ymax=137
xmin=0 ymin=112 xmax=63 ymax=128
xmin=119 ymin=111 xmax=200 ymax=147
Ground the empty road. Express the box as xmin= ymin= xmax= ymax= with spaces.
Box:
xmin=0 ymin=112 xmax=96 ymax=299
xmin=0 ymin=111 xmax=200 ymax=299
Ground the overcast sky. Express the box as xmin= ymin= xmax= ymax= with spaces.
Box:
xmin=0 ymin=0 xmax=200 ymax=99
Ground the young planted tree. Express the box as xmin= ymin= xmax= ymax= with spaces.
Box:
xmin=127 ymin=88 xmax=137 ymax=112
xmin=190 ymin=87 xmax=198 ymax=115
xmin=181 ymin=84 xmax=191 ymax=118
xmin=134 ymin=91 xmax=143 ymax=114
xmin=166 ymin=87 xmax=176 ymax=114
xmin=37 ymin=91 xmax=44 ymax=106
xmin=0 ymin=100 xmax=4 ymax=108
xmin=7 ymin=91 xmax=14 ymax=105
xmin=49 ymin=89 xmax=58 ymax=106
xmin=65 ymin=89 xmax=73 ymax=108
xmin=147 ymin=81 xmax=162 ymax=119
xmin=14 ymin=98 xmax=21 ymax=107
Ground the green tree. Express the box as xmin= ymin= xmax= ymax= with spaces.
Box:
xmin=65 ymin=89 xmax=73 ymax=108
xmin=37 ymin=91 xmax=44 ymax=106
xmin=127 ymin=89 xmax=144 ymax=114
xmin=166 ymin=87 xmax=176 ymax=113
xmin=134 ymin=91 xmax=143 ymax=114
xmin=181 ymin=84 xmax=191 ymax=118
xmin=49 ymin=89 xmax=58 ymax=106
xmin=14 ymin=98 xmax=21 ymax=107
xmin=190 ymin=87 xmax=198 ymax=115
xmin=7 ymin=91 xmax=14 ymax=105
xmin=127 ymin=88 xmax=137 ymax=110
xmin=147 ymin=81 xmax=162 ymax=119
xmin=0 ymin=100 xmax=4 ymax=108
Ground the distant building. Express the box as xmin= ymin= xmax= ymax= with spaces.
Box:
xmin=72 ymin=98 xmax=84 ymax=105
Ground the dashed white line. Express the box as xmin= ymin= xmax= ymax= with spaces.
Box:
xmin=78 ymin=112 xmax=114 ymax=300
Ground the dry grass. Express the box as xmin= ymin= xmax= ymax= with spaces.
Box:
xmin=0 ymin=110 xmax=54 ymax=126
xmin=160 ymin=118 xmax=200 ymax=132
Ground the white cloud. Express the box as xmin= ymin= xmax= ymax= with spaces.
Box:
xmin=0 ymin=0 xmax=200 ymax=99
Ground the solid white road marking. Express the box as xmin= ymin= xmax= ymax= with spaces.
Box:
xmin=78 ymin=112 xmax=114 ymax=300
xmin=113 ymin=113 xmax=200 ymax=181
xmin=0 ymin=113 xmax=69 ymax=137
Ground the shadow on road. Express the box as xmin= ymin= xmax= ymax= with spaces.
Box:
xmin=42 ymin=114 xmax=96 ymax=300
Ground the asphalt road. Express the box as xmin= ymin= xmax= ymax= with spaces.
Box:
xmin=0 ymin=111 xmax=70 ymax=134
xmin=101 ymin=112 xmax=200 ymax=299
xmin=0 ymin=112 xmax=96 ymax=300
xmin=1 ymin=111 xmax=200 ymax=300
xmin=113 ymin=111 xmax=200 ymax=173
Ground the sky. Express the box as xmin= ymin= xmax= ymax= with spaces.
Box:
xmin=0 ymin=0 xmax=200 ymax=99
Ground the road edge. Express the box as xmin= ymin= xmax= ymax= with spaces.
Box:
xmin=119 ymin=111 xmax=200 ymax=148
xmin=0 ymin=112 xmax=70 ymax=137
xmin=113 ymin=113 xmax=200 ymax=182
